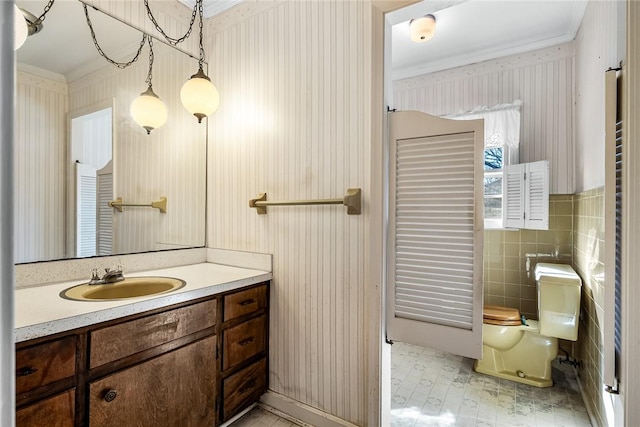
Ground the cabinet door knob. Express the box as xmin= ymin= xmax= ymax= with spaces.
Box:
xmin=16 ymin=366 xmax=38 ymax=377
xmin=239 ymin=337 xmax=255 ymax=346
xmin=239 ymin=379 xmax=257 ymax=394
xmin=104 ymin=389 xmax=118 ymax=402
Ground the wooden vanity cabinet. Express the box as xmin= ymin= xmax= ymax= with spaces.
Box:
xmin=15 ymin=336 xmax=77 ymax=427
xmin=15 ymin=281 xmax=269 ymax=427
xmin=220 ymin=284 xmax=269 ymax=423
xmin=16 ymin=389 xmax=75 ymax=427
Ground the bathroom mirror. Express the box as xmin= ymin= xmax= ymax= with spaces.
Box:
xmin=15 ymin=0 xmax=206 ymax=263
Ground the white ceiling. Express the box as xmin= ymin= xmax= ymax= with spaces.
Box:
xmin=16 ymin=0 xmax=588 ymax=83
xmin=390 ymin=0 xmax=588 ymax=80
xmin=177 ymin=0 xmax=242 ymax=18
xmin=16 ymin=0 xmax=143 ymax=81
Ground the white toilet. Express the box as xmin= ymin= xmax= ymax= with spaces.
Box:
xmin=473 ymin=263 xmax=582 ymax=387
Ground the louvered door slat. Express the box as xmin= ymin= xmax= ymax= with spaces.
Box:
xmin=395 ymin=131 xmax=476 ymax=330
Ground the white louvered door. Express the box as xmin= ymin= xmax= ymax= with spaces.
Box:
xmin=76 ymin=162 xmax=97 ymax=258
xmin=388 ymin=111 xmax=484 ymax=359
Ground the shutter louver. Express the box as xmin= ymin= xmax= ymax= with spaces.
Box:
xmin=524 ymin=160 xmax=549 ymax=230
xmin=503 ymin=163 xmax=525 ymax=228
xmin=604 ymin=69 xmax=621 ymax=391
xmin=97 ymin=165 xmax=113 ymax=256
xmin=394 ymin=133 xmax=476 ymax=329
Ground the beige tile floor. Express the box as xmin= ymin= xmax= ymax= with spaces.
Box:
xmin=229 ymin=406 xmax=301 ymax=427
xmin=391 ymin=342 xmax=592 ymax=427
xmin=232 ymin=342 xmax=592 ymax=427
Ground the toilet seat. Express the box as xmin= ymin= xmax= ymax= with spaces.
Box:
xmin=483 ymin=305 xmax=522 ymax=326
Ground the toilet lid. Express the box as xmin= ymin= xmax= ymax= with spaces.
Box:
xmin=483 ymin=305 xmax=522 ymax=326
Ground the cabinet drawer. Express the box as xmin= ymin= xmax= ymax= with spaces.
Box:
xmin=224 ymin=284 xmax=267 ymax=322
xmin=90 ymin=299 xmax=216 ymax=368
xmin=223 ymin=315 xmax=266 ymax=371
xmin=16 ymin=388 xmax=75 ymax=427
xmin=16 ymin=336 xmax=76 ymax=395
xmin=223 ymin=358 xmax=267 ymax=420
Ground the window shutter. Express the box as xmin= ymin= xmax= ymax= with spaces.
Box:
xmin=388 ymin=111 xmax=483 ymax=359
xmin=503 ymin=163 xmax=525 ymax=228
xmin=524 ymin=160 xmax=549 ymax=230
xmin=503 ymin=161 xmax=549 ymax=230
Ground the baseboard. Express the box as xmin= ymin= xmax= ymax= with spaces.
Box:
xmin=571 ymin=363 xmax=600 ymax=427
xmin=260 ymin=391 xmax=359 ymax=427
xmin=220 ymin=403 xmax=256 ymax=427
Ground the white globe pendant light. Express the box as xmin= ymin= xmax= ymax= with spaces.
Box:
xmin=14 ymin=5 xmax=28 ymax=50
xmin=181 ymin=0 xmax=219 ymax=123
xmin=131 ymin=86 xmax=168 ymax=134
xmin=130 ymin=37 xmax=167 ymax=134
xmin=181 ymin=67 xmax=219 ymax=123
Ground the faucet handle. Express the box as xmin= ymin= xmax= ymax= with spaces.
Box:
xmin=90 ymin=268 xmax=100 ymax=280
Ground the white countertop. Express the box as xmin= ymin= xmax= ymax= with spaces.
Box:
xmin=15 ymin=262 xmax=272 ymax=343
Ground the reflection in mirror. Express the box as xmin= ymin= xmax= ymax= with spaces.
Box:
xmin=15 ymin=0 xmax=207 ymax=263
xmin=71 ymin=105 xmax=113 ymax=257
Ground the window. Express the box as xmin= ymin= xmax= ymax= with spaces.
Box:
xmin=446 ymin=101 xmax=521 ymax=229
xmin=484 ymin=147 xmax=506 ymax=229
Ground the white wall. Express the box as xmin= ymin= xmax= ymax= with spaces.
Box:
xmin=393 ymin=43 xmax=575 ymax=195
xmin=206 ymin=1 xmax=374 ymax=424
xmin=575 ymin=0 xmax=625 ymax=192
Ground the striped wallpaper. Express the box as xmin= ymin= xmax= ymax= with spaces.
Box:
xmin=206 ymin=1 xmax=372 ymax=424
xmin=574 ymin=0 xmax=625 ymax=192
xmin=15 ymin=70 xmax=68 ymax=263
xmin=393 ymin=42 xmax=576 ymax=195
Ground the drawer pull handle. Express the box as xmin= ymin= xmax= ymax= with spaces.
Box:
xmin=16 ymin=367 xmax=38 ymax=377
xmin=239 ymin=379 xmax=257 ymax=394
xmin=104 ymin=389 xmax=118 ymax=403
xmin=239 ymin=299 xmax=256 ymax=307
xmin=239 ymin=337 xmax=255 ymax=346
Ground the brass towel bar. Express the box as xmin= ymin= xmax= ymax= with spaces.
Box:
xmin=108 ymin=196 xmax=167 ymax=213
xmin=249 ymin=188 xmax=361 ymax=215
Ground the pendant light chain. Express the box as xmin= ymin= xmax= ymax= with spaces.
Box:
xmin=198 ymin=0 xmax=206 ymax=68
xmin=146 ymin=38 xmax=155 ymax=88
xmin=144 ymin=0 xmax=199 ymax=46
xmin=30 ymin=0 xmax=55 ymax=26
xmin=83 ymin=4 xmax=147 ymax=69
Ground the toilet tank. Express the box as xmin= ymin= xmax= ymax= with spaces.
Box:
xmin=534 ymin=263 xmax=582 ymax=341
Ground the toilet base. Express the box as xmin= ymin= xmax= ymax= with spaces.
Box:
xmin=474 ymin=328 xmax=558 ymax=388
xmin=474 ymin=358 xmax=553 ymax=387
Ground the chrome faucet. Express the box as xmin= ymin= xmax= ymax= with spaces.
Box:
xmin=88 ymin=265 xmax=125 ymax=285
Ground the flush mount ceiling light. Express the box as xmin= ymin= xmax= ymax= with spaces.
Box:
xmin=410 ymin=14 xmax=437 ymax=43
xmin=130 ymin=38 xmax=168 ymax=134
